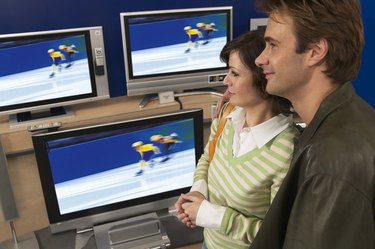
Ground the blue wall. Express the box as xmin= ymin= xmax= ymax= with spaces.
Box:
xmin=0 ymin=0 xmax=373 ymax=107
xmin=354 ymin=0 xmax=374 ymax=108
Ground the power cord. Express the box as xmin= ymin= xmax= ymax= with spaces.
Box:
xmin=174 ymin=97 xmax=183 ymax=110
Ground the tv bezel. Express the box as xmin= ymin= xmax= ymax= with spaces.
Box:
xmin=120 ymin=6 xmax=233 ymax=96
xmin=32 ymin=108 xmax=204 ymax=233
xmin=0 ymin=26 xmax=110 ymax=119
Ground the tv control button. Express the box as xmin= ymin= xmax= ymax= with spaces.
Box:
xmin=27 ymin=122 xmax=62 ymax=132
xmin=94 ymin=47 xmax=103 ymax=56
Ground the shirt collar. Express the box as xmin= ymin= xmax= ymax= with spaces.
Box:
xmin=227 ymin=107 xmax=293 ymax=148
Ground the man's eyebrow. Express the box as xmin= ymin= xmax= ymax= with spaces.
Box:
xmin=264 ymin=36 xmax=278 ymax=43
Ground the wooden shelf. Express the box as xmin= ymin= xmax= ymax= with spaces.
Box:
xmin=0 ymin=93 xmax=219 ymax=244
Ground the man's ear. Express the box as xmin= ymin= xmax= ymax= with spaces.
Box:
xmin=308 ymin=38 xmax=328 ymax=67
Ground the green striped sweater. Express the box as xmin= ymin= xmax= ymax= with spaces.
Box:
xmin=194 ymin=115 xmax=298 ymax=249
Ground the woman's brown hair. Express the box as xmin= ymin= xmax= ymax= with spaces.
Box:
xmin=220 ymin=29 xmax=292 ymax=115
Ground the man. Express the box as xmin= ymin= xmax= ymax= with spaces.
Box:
xmin=59 ymin=44 xmax=78 ymax=68
xmin=150 ymin=133 xmax=181 ymax=162
xmin=196 ymin=22 xmax=217 ymax=45
xmin=184 ymin=25 xmax=202 ymax=53
xmin=131 ymin=141 xmax=160 ymax=176
xmin=252 ymin=0 xmax=375 ymax=248
xmin=47 ymin=48 xmax=65 ymax=78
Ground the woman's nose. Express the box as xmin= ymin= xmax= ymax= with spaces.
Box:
xmin=223 ymin=74 xmax=230 ymax=86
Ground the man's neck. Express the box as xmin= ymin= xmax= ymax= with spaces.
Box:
xmin=291 ymin=79 xmax=339 ymax=126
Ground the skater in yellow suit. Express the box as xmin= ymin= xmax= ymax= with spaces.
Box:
xmin=48 ymin=48 xmax=65 ymax=78
xmin=132 ymin=141 xmax=160 ymax=176
xmin=184 ymin=26 xmax=202 ymax=53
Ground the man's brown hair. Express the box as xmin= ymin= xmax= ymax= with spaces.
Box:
xmin=257 ymin=0 xmax=364 ymax=84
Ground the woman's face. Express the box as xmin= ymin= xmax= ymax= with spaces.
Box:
xmin=223 ymin=51 xmax=264 ymax=109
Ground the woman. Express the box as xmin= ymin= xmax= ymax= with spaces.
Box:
xmin=175 ymin=29 xmax=299 ymax=249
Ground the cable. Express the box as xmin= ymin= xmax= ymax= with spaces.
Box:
xmin=174 ymin=97 xmax=183 ymax=110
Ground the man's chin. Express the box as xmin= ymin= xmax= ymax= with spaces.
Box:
xmin=266 ymin=81 xmax=280 ymax=94
xmin=266 ymin=88 xmax=288 ymax=99
xmin=265 ymin=86 xmax=277 ymax=95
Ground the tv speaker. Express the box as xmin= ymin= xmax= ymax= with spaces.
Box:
xmin=0 ymin=139 xmax=18 ymax=221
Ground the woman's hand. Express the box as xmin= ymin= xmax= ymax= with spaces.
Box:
xmin=180 ymin=192 xmax=205 ymax=227
xmin=175 ymin=191 xmax=205 ymax=228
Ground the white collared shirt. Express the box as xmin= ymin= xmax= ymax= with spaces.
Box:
xmin=228 ymin=107 xmax=292 ymax=157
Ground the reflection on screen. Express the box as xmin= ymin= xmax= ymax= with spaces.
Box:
xmin=46 ymin=118 xmax=196 ymax=215
xmin=127 ymin=13 xmax=228 ymax=78
xmin=0 ymin=34 xmax=92 ymax=108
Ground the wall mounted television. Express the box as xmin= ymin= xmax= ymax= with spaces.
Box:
xmin=32 ymin=108 xmax=203 ymax=234
xmin=120 ymin=6 xmax=232 ymax=103
xmin=0 ymin=26 xmax=110 ymax=124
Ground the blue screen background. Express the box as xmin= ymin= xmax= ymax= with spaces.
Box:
xmin=0 ymin=35 xmax=88 ymax=77
xmin=47 ymin=118 xmax=195 ymax=184
xmin=129 ymin=13 xmax=227 ymax=51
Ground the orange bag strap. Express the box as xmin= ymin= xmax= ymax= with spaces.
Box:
xmin=208 ymin=103 xmax=235 ymax=162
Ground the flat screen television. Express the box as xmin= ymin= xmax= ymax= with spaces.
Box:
xmin=120 ymin=6 xmax=232 ymax=100
xmin=0 ymin=26 xmax=110 ymax=124
xmin=32 ymin=108 xmax=203 ymax=234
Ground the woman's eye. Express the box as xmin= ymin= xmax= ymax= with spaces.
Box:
xmin=230 ymin=71 xmax=239 ymax=77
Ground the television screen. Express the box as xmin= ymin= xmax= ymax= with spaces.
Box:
xmin=32 ymin=109 xmax=203 ymax=233
xmin=121 ymin=7 xmax=232 ymax=96
xmin=0 ymin=27 xmax=109 ymax=123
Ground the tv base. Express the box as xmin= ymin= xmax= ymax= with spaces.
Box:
xmin=138 ymin=93 xmax=158 ymax=108
xmin=139 ymin=88 xmax=224 ymax=108
xmin=8 ymin=106 xmax=74 ymax=128
xmin=74 ymin=230 xmax=95 ymax=249
xmin=92 ymin=212 xmax=170 ymax=249
xmin=0 ymin=232 xmax=40 ymax=249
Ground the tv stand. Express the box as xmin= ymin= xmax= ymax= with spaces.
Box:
xmin=92 ymin=212 xmax=170 ymax=249
xmin=74 ymin=230 xmax=94 ymax=249
xmin=8 ymin=106 xmax=74 ymax=128
xmin=139 ymin=88 xmax=224 ymax=109
xmin=0 ymin=231 xmax=40 ymax=249
xmin=139 ymin=93 xmax=159 ymax=108
xmin=16 ymin=106 xmax=66 ymax=122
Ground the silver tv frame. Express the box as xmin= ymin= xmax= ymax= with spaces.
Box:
xmin=0 ymin=26 xmax=110 ymax=124
xmin=120 ymin=6 xmax=233 ymax=97
xmin=31 ymin=109 xmax=204 ymax=234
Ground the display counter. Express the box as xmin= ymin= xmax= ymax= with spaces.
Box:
xmin=0 ymin=93 xmax=222 ymax=246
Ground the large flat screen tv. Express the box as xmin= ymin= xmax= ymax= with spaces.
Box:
xmin=120 ymin=6 xmax=232 ymax=98
xmin=0 ymin=26 xmax=110 ymax=124
xmin=32 ymin=108 xmax=203 ymax=234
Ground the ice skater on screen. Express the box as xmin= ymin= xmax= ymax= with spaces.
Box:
xmin=132 ymin=141 xmax=160 ymax=176
xmin=150 ymin=133 xmax=182 ymax=163
xmin=184 ymin=26 xmax=202 ymax=53
xmin=48 ymin=48 xmax=65 ymax=78
xmin=196 ymin=22 xmax=217 ymax=45
xmin=59 ymin=44 xmax=78 ymax=68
